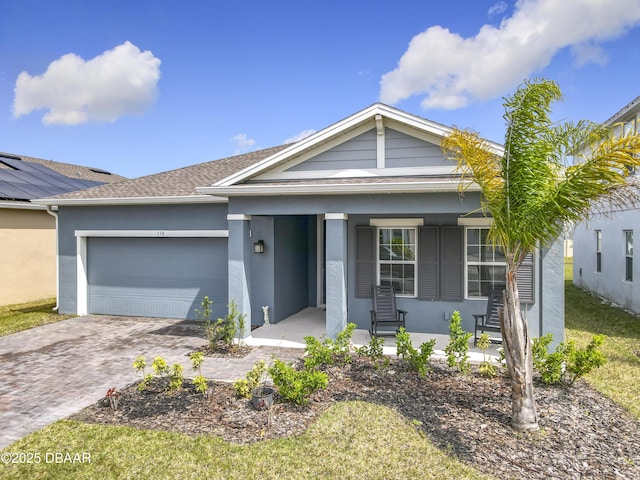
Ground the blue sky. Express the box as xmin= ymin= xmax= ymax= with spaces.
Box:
xmin=2 ymin=0 xmax=640 ymax=178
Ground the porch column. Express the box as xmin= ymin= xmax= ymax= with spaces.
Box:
xmin=325 ymin=213 xmax=348 ymax=339
xmin=227 ymin=214 xmax=252 ymax=338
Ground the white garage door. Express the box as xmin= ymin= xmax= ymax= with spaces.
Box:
xmin=87 ymin=237 xmax=228 ymax=320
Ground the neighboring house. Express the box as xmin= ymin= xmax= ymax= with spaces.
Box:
xmin=573 ymin=96 xmax=640 ymax=313
xmin=0 ymin=152 xmax=126 ymax=305
xmin=34 ymin=104 xmax=565 ymax=339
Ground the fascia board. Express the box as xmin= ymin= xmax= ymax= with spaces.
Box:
xmin=31 ymin=195 xmax=229 ymax=207
xmin=197 ymin=180 xmax=478 ymax=196
xmin=0 ymin=201 xmax=47 ymax=210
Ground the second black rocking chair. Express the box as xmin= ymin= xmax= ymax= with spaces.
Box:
xmin=369 ymin=285 xmax=407 ymax=336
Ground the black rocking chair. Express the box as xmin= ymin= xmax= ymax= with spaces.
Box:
xmin=473 ymin=288 xmax=504 ymax=345
xmin=369 ymin=285 xmax=407 ymax=336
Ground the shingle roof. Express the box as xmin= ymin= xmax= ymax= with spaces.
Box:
xmin=0 ymin=152 xmax=127 ymax=184
xmin=47 ymin=145 xmax=289 ymax=200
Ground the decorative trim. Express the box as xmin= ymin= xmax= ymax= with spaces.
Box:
xmin=376 ymin=114 xmax=385 ymax=169
xmin=325 ymin=213 xmax=348 ymax=221
xmin=254 ymin=165 xmax=457 ymax=181
xmin=227 ymin=214 xmax=252 ymax=221
xmin=74 ymin=230 xmax=228 ymax=238
xmin=370 ymin=218 xmax=424 ymax=227
xmin=457 ymin=217 xmax=493 ymax=226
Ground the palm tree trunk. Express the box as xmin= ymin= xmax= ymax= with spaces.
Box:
xmin=500 ymin=268 xmax=539 ymax=431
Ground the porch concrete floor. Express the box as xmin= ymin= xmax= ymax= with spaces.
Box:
xmin=245 ymin=307 xmax=502 ymax=361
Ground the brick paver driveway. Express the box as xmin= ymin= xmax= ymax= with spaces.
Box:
xmin=0 ymin=315 xmax=297 ymax=449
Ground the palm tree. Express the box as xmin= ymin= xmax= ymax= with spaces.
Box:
xmin=441 ymin=79 xmax=640 ymax=431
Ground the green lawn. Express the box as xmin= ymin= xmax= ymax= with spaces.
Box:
xmin=0 ymin=298 xmax=74 ymax=337
xmin=564 ymin=257 xmax=640 ymax=419
xmin=0 ymin=402 xmax=490 ymax=480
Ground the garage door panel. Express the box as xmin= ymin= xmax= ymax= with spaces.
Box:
xmin=87 ymin=237 xmax=227 ymax=320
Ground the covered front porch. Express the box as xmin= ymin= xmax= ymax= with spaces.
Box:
xmin=244 ymin=307 xmax=502 ymax=362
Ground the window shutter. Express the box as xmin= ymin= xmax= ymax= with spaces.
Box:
xmin=355 ymin=226 xmax=375 ymax=298
xmin=441 ymin=226 xmax=464 ymax=301
xmin=418 ymin=226 xmax=439 ymax=300
xmin=517 ymin=252 xmax=535 ymax=304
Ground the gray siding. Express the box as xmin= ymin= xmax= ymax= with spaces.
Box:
xmin=573 ymin=211 xmax=640 ymax=314
xmin=286 ymin=129 xmax=377 ymax=171
xmin=57 ymin=203 xmax=229 ymax=318
xmin=385 ymin=128 xmax=447 ymax=168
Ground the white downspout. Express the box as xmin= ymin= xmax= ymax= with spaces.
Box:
xmin=45 ymin=205 xmax=59 ymax=312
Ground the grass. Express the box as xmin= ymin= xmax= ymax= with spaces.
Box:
xmin=0 ymin=298 xmax=74 ymax=337
xmin=1 ymin=401 xmax=491 ymax=480
xmin=564 ymin=257 xmax=640 ymax=419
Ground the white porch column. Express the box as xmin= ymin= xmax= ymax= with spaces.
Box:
xmin=227 ymin=214 xmax=252 ymax=338
xmin=325 ymin=213 xmax=348 ymax=339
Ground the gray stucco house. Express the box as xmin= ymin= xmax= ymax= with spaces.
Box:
xmin=573 ymin=96 xmax=640 ymax=314
xmin=35 ymin=104 xmax=565 ymax=339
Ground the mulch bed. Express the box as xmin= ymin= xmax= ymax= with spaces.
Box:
xmin=70 ymin=356 xmax=640 ymax=480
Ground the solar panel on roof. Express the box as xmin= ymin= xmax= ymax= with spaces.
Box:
xmin=0 ymin=156 xmax=106 ymax=201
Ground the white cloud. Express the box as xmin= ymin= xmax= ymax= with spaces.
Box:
xmin=13 ymin=41 xmax=161 ymax=125
xmin=284 ymin=129 xmax=316 ymax=144
xmin=380 ymin=0 xmax=640 ymax=110
xmin=488 ymin=1 xmax=508 ymax=17
xmin=230 ymin=133 xmax=256 ymax=154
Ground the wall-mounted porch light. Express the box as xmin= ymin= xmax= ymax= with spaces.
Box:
xmin=254 ymin=240 xmax=265 ymax=254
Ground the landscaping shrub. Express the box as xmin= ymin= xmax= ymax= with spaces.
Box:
xmin=269 ymin=359 xmax=328 ymax=406
xmin=444 ymin=311 xmax=472 ymax=373
xmin=395 ymin=327 xmax=436 ymax=377
xmin=303 ymin=322 xmax=356 ymax=369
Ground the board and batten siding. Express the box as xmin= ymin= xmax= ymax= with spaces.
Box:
xmin=385 ymin=128 xmax=447 ymax=168
xmin=287 ymin=129 xmax=377 ymax=171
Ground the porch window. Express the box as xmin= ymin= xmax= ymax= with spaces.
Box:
xmin=378 ymin=227 xmax=416 ymax=296
xmin=625 ymin=230 xmax=633 ymax=282
xmin=595 ymin=230 xmax=602 ymax=273
xmin=466 ymin=227 xmax=506 ymax=298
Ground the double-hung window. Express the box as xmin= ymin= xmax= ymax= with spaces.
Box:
xmin=625 ymin=230 xmax=633 ymax=282
xmin=378 ymin=227 xmax=417 ymax=296
xmin=595 ymin=230 xmax=602 ymax=273
xmin=466 ymin=227 xmax=506 ymax=297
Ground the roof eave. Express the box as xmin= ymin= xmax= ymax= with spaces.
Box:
xmin=31 ymin=195 xmax=229 ymax=207
xmin=196 ymin=181 xmax=478 ymax=196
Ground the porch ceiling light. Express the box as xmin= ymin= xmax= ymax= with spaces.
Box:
xmin=254 ymin=240 xmax=265 ymax=254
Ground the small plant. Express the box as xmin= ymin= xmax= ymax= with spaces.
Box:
xmin=188 ymin=351 xmax=208 ymax=394
xmin=395 ymin=327 xmax=436 ymax=377
xmin=192 ymin=375 xmax=209 ymax=394
xmin=356 ymin=335 xmax=387 ymax=366
xmin=269 ymin=359 xmax=328 ymax=406
xmin=234 ymin=360 xmax=268 ymax=398
xmin=105 ymin=387 xmax=121 ymax=411
xmin=533 ymin=333 xmax=607 ymax=387
xmin=304 ymin=322 xmax=356 ymax=369
xmin=133 ymin=356 xmax=153 ymax=391
xmin=203 ymin=299 xmax=245 ymax=351
xmin=444 ymin=311 xmax=472 ymax=373
xmin=152 ymin=356 xmax=169 ymax=375
xmin=477 ymin=333 xmax=497 ymax=378
xmin=168 ymin=363 xmax=184 ymax=390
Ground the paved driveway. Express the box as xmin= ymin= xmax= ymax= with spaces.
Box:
xmin=0 ymin=315 xmax=299 ymax=449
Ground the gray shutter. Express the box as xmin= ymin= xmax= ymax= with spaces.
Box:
xmin=441 ymin=226 xmax=464 ymax=301
xmin=418 ymin=226 xmax=439 ymax=300
xmin=356 ymin=226 xmax=375 ymax=298
xmin=517 ymin=252 xmax=535 ymax=304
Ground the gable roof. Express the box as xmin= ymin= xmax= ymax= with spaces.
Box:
xmin=0 ymin=152 xmax=126 ymax=206
xmin=33 ymin=145 xmax=289 ymax=206
xmin=604 ymin=95 xmax=640 ymax=126
xmin=35 ymin=103 xmax=502 ymax=206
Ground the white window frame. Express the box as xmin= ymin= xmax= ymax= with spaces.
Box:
xmin=595 ymin=230 xmax=602 ymax=273
xmin=464 ymin=226 xmax=507 ymax=299
xmin=370 ymin=218 xmax=423 ymax=298
xmin=625 ymin=230 xmax=633 ymax=283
